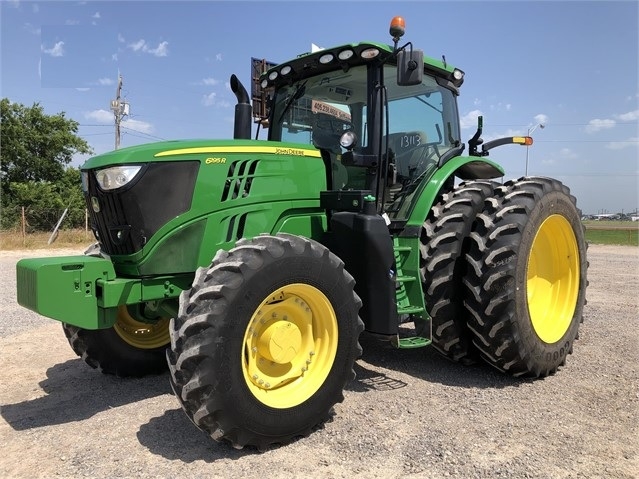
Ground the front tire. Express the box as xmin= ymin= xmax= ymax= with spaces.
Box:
xmin=167 ymin=234 xmax=363 ymax=449
xmin=463 ymin=177 xmax=588 ymax=377
xmin=62 ymin=305 xmax=171 ymax=377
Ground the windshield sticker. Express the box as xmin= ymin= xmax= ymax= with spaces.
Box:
xmin=311 ymin=100 xmax=352 ymax=122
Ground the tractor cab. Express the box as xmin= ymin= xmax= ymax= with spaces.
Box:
xmin=258 ymin=18 xmax=466 ymax=222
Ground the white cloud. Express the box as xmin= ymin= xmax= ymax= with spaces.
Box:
xmin=585 ymin=118 xmax=616 ymax=133
xmin=42 ymin=41 xmax=65 ymax=57
xmin=216 ymin=53 xmax=223 ymax=61
xmin=473 ymin=98 xmax=481 ymax=106
xmin=534 ymin=113 xmax=549 ymax=125
xmin=559 ymin=148 xmax=578 ymax=159
xmin=615 ymin=109 xmax=639 ymax=122
xmin=65 ymin=19 xmax=80 ymax=25
xmin=489 ymin=102 xmax=511 ymax=112
xmin=118 ymin=33 xmax=125 ymax=43
xmin=112 ymin=53 xmax=118 ymax=61
xmin=85 ymin=110 xmax=153 ymax=134
xmin=460 ymin=109 xmax=482 ymax=129
xmin=147 ymin=41 xmax=168 ymax=57
xmin=85 ymin=109 xmax=113 ymax=123
xmin=92 ymin=12 xmax=101 ymax=19
xmin=202 ymin=92 xmax=217 ymax=107
xmin=97 ymin=77 xmax=114 ymax=86
xmin=121 ymin=118 xmax=153 ymax=134
xmin=201 ymin=78 xmax=220 ymax=86
xmin=127 ymin=39 xmax=169 ymax=57
xmin=128 ymin=39 xmax=146 ymax=52
xmin=24 ymin=22 xmax=40 ymax=35
xmin=76 ymin=88 xmax=90 ymax=92
xmin=606 ymin=137 xmax=639 ymax=150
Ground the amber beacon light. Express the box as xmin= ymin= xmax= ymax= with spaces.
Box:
xmin=389 ymin=16 xmax=406 ymax=41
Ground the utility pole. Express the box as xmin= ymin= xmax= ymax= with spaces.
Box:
xmin=525 ymin=122 xmax=545 ymax=176
xmin=110 ymin=74 xmax=129 ymax=149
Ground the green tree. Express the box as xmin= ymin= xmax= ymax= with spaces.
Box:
xmin=1 ymin=99 xmax=92 ymax=230
xmin=0 ymin=98 xmax=92 ymax=198
xmin=1 ymin=168 xmax=85 ymax=230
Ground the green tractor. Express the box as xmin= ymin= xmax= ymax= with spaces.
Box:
xmin=17 ymin=17 xmax=587 ymax=449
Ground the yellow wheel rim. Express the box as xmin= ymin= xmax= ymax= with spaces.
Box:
xmin=241 ymin=284 xmax=338 ymax=409
xmin=113 ymin=305 xmax=171 ymax=349
xmin=527 ymin=214 xmax=580 ymax=344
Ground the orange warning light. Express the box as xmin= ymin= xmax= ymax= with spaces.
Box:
xmin=513 ymin=136 xmax=534 ymax=146
xmin=390 ymin=16 xmax=406 ymax=40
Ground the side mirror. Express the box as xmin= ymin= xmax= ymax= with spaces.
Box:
xmin=397 ymin=49 xmax=423 ymax=86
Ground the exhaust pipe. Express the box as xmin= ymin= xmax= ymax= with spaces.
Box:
xmin=230 ymin=74 xmax=252 ymax=140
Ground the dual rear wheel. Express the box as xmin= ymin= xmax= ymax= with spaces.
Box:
xmin=421 ymin=177 xmax=587 ymax=377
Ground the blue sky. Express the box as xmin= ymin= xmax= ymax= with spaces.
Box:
xmin=1 ymin=0 xmax=638 ymax=215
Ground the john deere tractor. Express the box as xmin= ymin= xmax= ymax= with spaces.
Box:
xmin=16 ymin=17 xmax=587 ymax=449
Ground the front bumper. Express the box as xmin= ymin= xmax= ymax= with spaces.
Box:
xmin=16 ymin=255 xmax=192 ymax=329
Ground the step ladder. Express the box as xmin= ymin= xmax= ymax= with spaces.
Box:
xmin=393 ymin=238 xmax=432 ymax=349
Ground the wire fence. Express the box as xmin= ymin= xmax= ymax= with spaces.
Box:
xmin=1 ymin=206 xmax=88 ymax=232
xmin=1 ymin=206 xmax=92 ymax=248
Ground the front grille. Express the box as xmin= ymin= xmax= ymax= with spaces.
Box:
xmin=85 ymin=161 xmax=199 ymax=256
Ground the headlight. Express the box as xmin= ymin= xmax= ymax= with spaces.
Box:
xmin=339 ymin=131 xmax=358 ymax=150
xmin=94 ymin=165 xmax=142 ymax=191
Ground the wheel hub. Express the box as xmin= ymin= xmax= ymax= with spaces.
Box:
xmin=242 ymin=284 xmax=338 ymax=409
xmin=258 ymin=321 xmax=302 ymax=364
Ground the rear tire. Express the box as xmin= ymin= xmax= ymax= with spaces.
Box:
xmin=463 ymin=177 xmax=588 ymax=377
xmin=167 ymin=233 xmax=363 ymax=449
xmin=62 ymin=305 xmax=170 ymax=377
xmin=420 ymin=180 xmax=495 ymax=364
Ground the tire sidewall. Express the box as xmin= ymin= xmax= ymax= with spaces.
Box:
xmin=514 ymin=189 xmax=587 ymax=368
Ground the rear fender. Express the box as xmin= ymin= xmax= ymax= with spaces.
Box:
xmin=406 ymin=156 xmax=503 ymax=229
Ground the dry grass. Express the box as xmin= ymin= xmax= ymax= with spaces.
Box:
xmin=0 ymin=228 xmax=94 ymax=250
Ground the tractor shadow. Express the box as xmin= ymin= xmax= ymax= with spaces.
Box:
xmin=1 ymin=358 xmax=171 ymax=430
xmin=1 ymin=357 xmax=266 ymax=460
xmin=348 ymin=332 xmax=529 ymax=392
xmin=136 ymin=410 xmax=255 ymax=462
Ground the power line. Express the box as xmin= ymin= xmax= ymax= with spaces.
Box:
xmin=120 ymin=127 xmax=166 ymax=141
xmin=534 ymin=140 xmax=639 ymax=143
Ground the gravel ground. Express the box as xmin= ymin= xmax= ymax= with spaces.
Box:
xmin=0 ymin=244 xmax=637 ymax=479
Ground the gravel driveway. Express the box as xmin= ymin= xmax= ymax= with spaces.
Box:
xmin=1 ymin=244 xmax=637 ymax=479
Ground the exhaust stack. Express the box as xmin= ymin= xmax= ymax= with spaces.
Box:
xmin=230 ymin=74 xmax=252 ymax=140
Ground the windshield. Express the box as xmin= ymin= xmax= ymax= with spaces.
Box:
xmin=269 ymin=64 xmax=460 ymax=154
xmin=268 ymin=63 xmax=461 ymax=214
xmin=269 ymin=66 xmax=368 ymax=150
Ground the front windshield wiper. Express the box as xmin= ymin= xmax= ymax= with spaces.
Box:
xmin=277 ymin=81 xmax=307 ymax=124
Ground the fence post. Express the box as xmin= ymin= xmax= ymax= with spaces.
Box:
xmin=21 ymin=206 xmax=26 ymax=246
xmin=85 ymin=208 xmax=88 ymax=239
